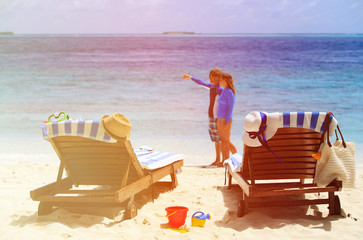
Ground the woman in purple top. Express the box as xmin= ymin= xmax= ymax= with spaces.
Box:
xmin=217 ymin=72 xmax=237 ymax=162
xmin=183 ymin=68 xmax=223 ymax=166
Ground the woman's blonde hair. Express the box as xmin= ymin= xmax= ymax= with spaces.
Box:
xmin=221 ymin=72 xmax=236 ymax=95
xmin=209 ymin=67 xmax=222 ymax=79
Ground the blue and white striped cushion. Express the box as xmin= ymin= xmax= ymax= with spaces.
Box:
xmin=135 ymin=147 xmax=184 ymax=170
xmin=224 ymin=112 xmax=339 ymax=172
xmin=281 ymin=112 xmax=338 ymax=136
xmin=41 ymin=122 xmax=183 ymax=170
xmin=41 ymin=120 xmax=116 ymax=142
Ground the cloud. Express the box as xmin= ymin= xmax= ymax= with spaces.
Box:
xmin=213 ymin=0 xmax=245 ymax=7
xmin=350 ymin=2 xmax=361 ymax=9
xmin=0 ymin=0 xmax=362 ymax=34
xmin=291 ymin=0 xmax=317 ymax=16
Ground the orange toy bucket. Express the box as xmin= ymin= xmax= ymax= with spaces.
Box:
xmin=165 ymin=206 xmax=189 ymax=228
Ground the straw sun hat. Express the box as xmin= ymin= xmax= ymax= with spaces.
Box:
xmin=242 ymin=111 xmax=281 ymax=147
xmin=102 ymin=113 xmax=132 ymax=140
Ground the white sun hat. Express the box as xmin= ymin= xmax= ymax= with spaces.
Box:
xmin=242 ymin=111 xmax=281 ymax=147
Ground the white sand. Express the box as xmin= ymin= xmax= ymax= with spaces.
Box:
xmin=1 ymin=160 xmax=362 ymax=240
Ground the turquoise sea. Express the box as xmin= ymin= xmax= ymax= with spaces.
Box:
xmin=0 ymin=34 xmax=362 ymax=165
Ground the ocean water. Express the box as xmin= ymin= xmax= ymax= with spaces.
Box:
xmin=1 ymin=34 xmax=362 ymax=165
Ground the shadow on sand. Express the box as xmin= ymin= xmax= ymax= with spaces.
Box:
xmin=11 ymin=183 xmax=174 ymax=228
xmin=216 ymin=184 xmax=345 ymax=232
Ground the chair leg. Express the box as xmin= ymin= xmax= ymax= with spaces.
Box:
xmin=328 ymin=193 xmax=341 ymax=216
xmin=238 ymin=200 xmax=248 ymax=217
xmin=238 ymin=193 xmax=248 ymax=217
xmin=124 ymin=197 xmax=138 ymax=220
xmin=227 ymin=173 xmax=232 ymax=189
xmin=328 ymin=192 xmax=334 ymax=215
xmin=328 ymin=192 xmax=342 ymax=215
xmin=170 ymin=165 xmax=178 ymax=188
xmin=334 ymin=195 xmax=341 ymax=215
xmin=38 ymin=202 xmax=53 ymax=216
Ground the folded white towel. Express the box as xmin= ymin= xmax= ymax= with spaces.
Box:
xmin=223 ymin=152 xmax=243 ymax=172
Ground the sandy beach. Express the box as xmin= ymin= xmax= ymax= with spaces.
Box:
xmin=1 ymin=159 xmax=362 ymax=240
xmin=1 ymin=2 xmax=362 ymax=237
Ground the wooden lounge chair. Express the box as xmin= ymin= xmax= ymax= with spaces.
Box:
xmin=226 ymin=126 xmax=342 ymax=217
xmin=31 ymin=120 xmax=183 ymax=219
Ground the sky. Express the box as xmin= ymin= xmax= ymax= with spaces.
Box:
xmin=0 ymin=0 xmax=362 ymax=34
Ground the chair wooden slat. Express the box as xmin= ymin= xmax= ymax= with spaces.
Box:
xmin=227 ymin=127 xmax=342 ymax=217
xmin=30 ymin=135 xmax=183 ymax=217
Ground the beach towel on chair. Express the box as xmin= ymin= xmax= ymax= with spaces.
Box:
xmin=135 ymin=146 xmax=184 ymax=170
xmin=41 ymin=121 xmax=184 ymax=170
xmin=225 ymin=112 xmax=339 ymax=172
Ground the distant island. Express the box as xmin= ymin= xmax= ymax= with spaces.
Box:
xmin=0 ymin=32 xmax=13 ymax=35
xmin=163 ymin=31 xmax=195 ymax=35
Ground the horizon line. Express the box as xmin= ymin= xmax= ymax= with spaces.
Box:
xmin=2 ymin=32 xmax=363 ymax=36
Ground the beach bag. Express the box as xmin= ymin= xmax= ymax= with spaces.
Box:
xmin=315 ymin=112 xmax=356 ymax=188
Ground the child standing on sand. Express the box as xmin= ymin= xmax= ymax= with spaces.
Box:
xmin=183 ymin=68 xmax=223 ymax=166
xmin=217 ymin=72 xmax=237 ymax=162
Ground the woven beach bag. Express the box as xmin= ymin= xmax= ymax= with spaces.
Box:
xmin=315 ymin=113 xmax=356 ymax=188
